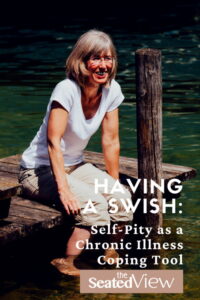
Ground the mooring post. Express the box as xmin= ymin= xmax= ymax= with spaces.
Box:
xmin=135 ymin=48 xmax=163 ymax=230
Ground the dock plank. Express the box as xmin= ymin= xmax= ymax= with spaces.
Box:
xmin=11 ymin=196 xmax=62 ymax=213
xmin=9 ymin=204 xmax=59 ymax=222
xmin=0 ymin=151 xmax=197 ymax=181
xmin=0 ymin=176 xmax=21 ymax=200
xmin=83 ymin=151 xmax=196 ymax=181
xmin=0 ymin=196 xmax=63 ymax=246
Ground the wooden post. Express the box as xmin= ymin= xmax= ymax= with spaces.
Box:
xmin=135 ymin=48 xmax=163 ymax=230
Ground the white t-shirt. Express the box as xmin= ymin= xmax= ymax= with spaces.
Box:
xmin=21 ymin=78 xmax=124 ymax=168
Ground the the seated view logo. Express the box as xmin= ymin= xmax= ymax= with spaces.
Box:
xmin=80 ymin=270 xmax=183 ymax=293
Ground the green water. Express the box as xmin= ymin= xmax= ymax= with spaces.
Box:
xmin=0 ymin=17 xmax=199 ymax=300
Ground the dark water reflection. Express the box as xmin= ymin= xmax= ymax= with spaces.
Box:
xmin=0 ymin=11 xmax=199 ymax=300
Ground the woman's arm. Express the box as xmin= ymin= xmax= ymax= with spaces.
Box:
xmin=101 ymin=108 xmax=120 ymax=180
xmin=47 ymin=101 xmax=80 ymax=215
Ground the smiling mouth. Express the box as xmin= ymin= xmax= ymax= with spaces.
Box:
xmin=95 ymin=71 xmax=108 ymax=76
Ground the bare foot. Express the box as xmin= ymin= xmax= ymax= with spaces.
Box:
xmin=103 ymin=248 xmax=119 ymax=264
xmin=50 ymin=257 xmax=80 ymax=276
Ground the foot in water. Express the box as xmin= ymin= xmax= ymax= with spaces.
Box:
xmin=51 ymin=256 xmax=80 ymax=276
xmin=103 ymin=248 xmax=119 ymax=264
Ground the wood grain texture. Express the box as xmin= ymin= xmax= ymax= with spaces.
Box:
xmin=0 ymin=151 xmax=196 ymax=188
xmin=0 ymin=196 xmax=63 ymax=246
xmin=136 ymin=48 xmax=163 ymax=228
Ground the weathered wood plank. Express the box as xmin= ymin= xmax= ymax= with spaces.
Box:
xmin=11 ymin=196 xmax=62 ymax=213
xmin=0 ymin=217 xmax=62 ymax=246
xmin=4 ymin=215 xmax=41 ymax=226
xmin=0 ymin=151 xmax=197 ymax=182
xmin=0 ymin=176 xmax=21 ymax=200
xmin=0 ymin=154 xmax=21 ymax=164
xmin=0 ymin=196 xmax=63 ymax=246
xmin=83 ymin=151 xmax=196 ymax=181
xmin=9 ymin=204 xmax=59 ymax=222
xmin=0 ymin=222 xmax=29 ymax=245
xmin=0 ymin=170 xmax=18 ymax=179
xmin=0 ymin=164 xmax=20 ymax=174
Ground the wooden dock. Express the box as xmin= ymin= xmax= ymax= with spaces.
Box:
xmin=0 ymin=151 xmax=197 ymax=247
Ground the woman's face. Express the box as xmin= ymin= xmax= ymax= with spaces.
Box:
xmin=86 ymin=50 xmax=113 ymax=86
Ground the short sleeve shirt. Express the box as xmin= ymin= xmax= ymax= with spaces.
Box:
xmin=21 ymin=78 xmax=124 ymax=168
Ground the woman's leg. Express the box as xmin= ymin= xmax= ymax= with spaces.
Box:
xmin=19 ymin=165 xmax=110 ymax=275
xmin=51 ymin=172 xmax=111 ymax=275
xmin=66 ymin=226 xmax=91 ymax=255
xmin=70 ymin=163 xmax=133 ymax=263
xmin=51 ymin=226 xmax=91 ymax=276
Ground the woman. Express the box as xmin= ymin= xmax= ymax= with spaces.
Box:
xmin=19 ymin=30 xmax=133 ymax=276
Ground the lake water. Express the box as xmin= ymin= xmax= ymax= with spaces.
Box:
xmin=0 ymin=9 xmax=199 ymax=300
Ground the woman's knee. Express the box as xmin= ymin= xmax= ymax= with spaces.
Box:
xmin=75 ymin=194 xmax=111 ymax=226
xmin=19 ymin=166 xmax=59 ymax=204
xmin=109 ymin=187 xmax=133 ymax=222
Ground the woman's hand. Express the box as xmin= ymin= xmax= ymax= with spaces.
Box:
xmin=59 ymin=189 xmax=81 ymax=215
